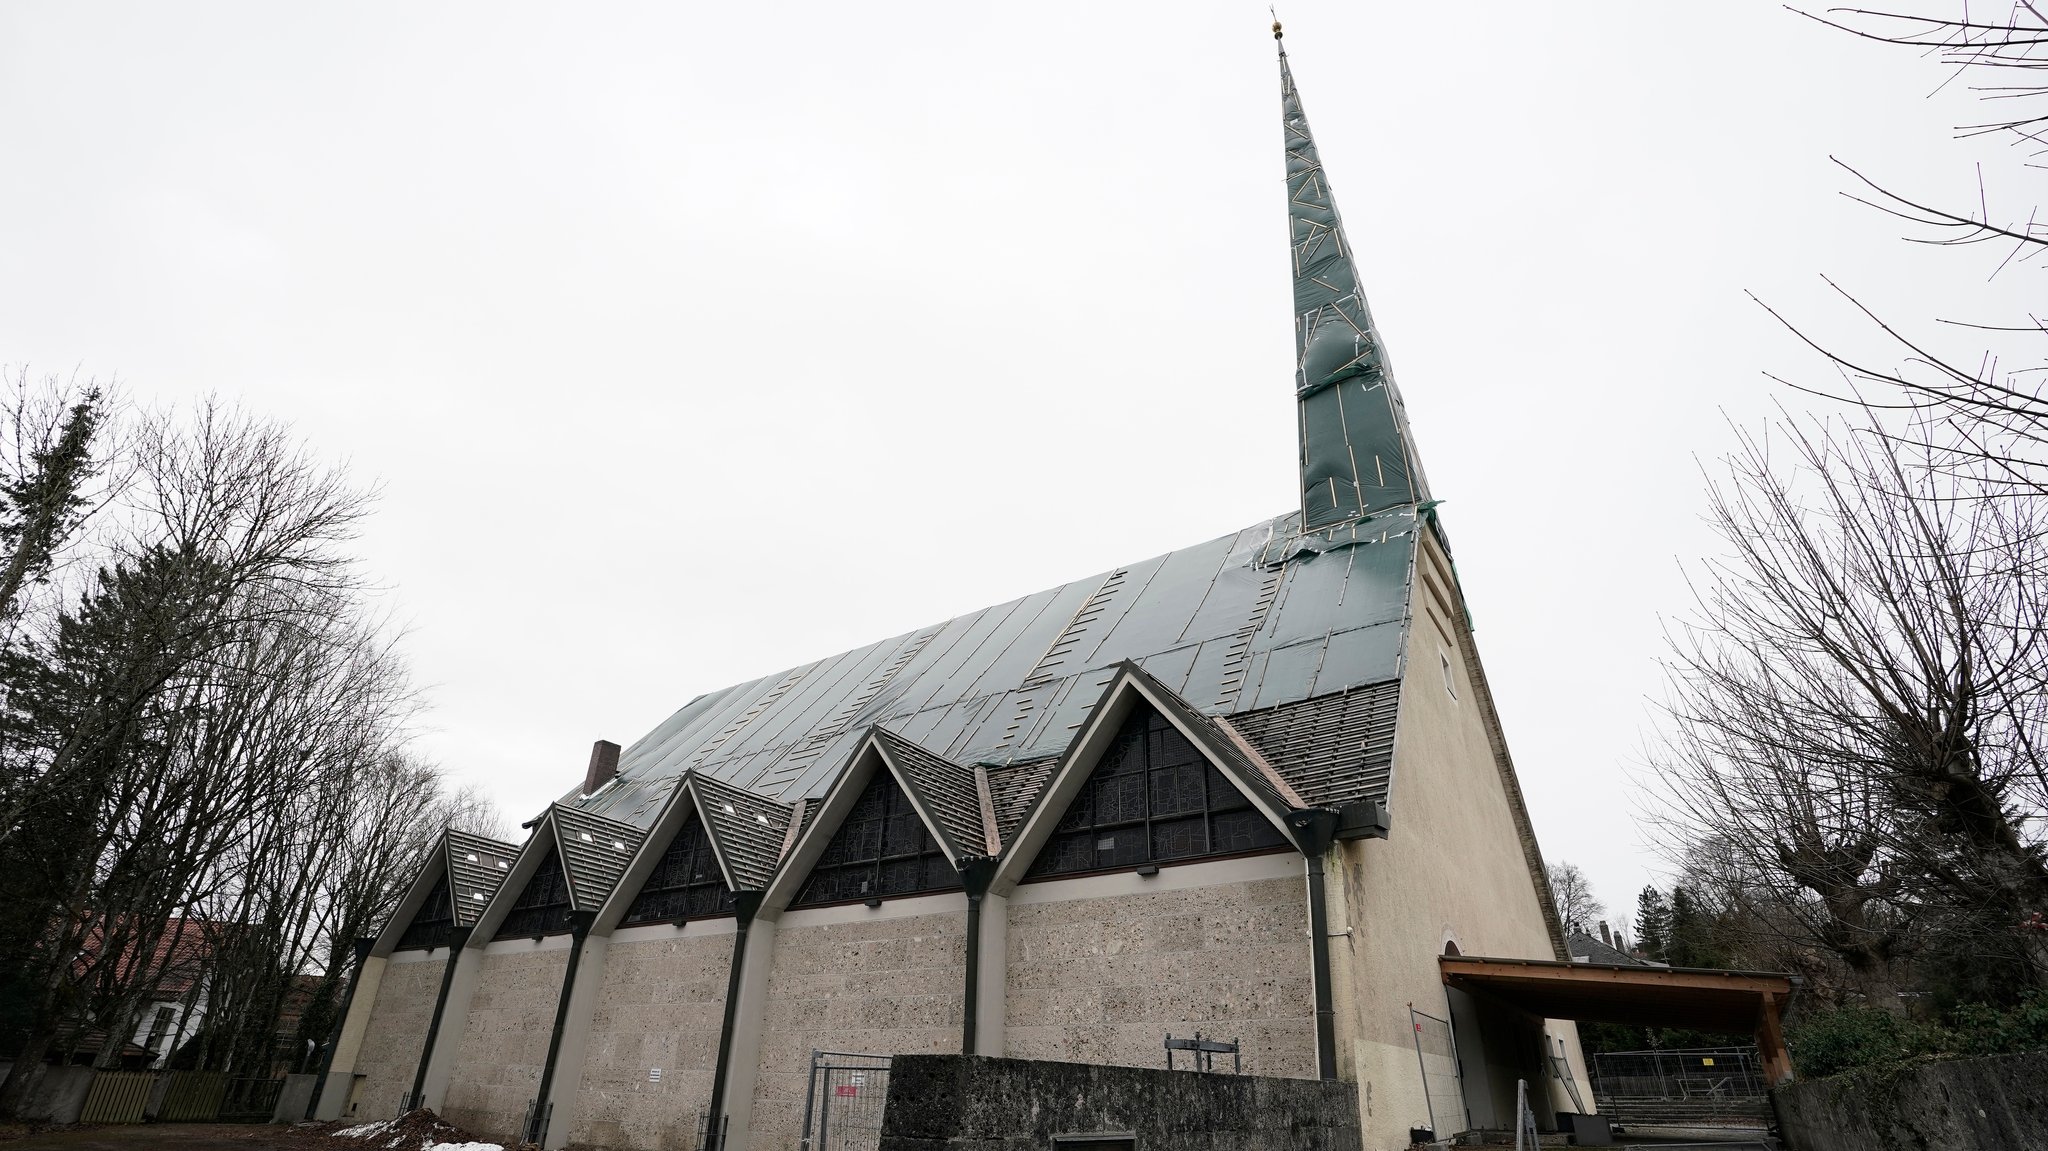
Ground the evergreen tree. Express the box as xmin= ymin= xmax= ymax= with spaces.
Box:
xmin=1665 ymin=885 xmax=1723 ymax=968
xmin=1636 ymin=886 xmax=1672 ymax=962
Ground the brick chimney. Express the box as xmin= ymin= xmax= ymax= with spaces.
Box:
xmin=1598 ymin=921 xmax=1613 ymax=947
xmin=583 ymin=740 xmax=621 ymax=795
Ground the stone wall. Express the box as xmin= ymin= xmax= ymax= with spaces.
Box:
xmin=440 ymin=946 xmax=568 ymax=1141
xmin=0 ymin=1063 xmax=95 ymax=1124
xmin=877 ymin=1054 xmax=1361 ymax=1151
xmin=349 ymin=954 xmax=444 ymax=1120
xmin=1775 ymin=1050 xmax=2048 ymax=1151
xmin=1004 ymin=868 xmax=1316 ymax=1079
xmin=570 ymin=931 xmax=734 ymax=1151
xmin=747 ymin=909 xmax=967 ymax=1151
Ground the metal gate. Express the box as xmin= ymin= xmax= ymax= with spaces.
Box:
xmin=799 ymin=1051 xmax=892 ymax=1151
xmin=1409 ymin=1007 xmax=1466 ymax=1138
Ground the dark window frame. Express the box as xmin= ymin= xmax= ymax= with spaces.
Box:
xmin=793 ymin=769 xmax=959 ymax=908
xmin=395 ymin=870 xmax=455 ymax=951
xmin=623 ymin=813 xmax=735 ymax=925
xmin=1024 ymin=706 xmax=1290 ymax=882
xmin=495 ymin=848 xmax=574 ymax=939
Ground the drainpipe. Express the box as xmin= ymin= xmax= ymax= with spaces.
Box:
xmin=1286 ymin=808 xmax=1341 ymax=1080
xmin=407 ymin=925 xmax=474 ymax=1112
xmin=707 ymin=892 xmax=764 ymax=1151
xmin=306 ymin=936 xmax=376 ymax=1119
xmin=528 ymin=910 xmax=598 ymax=1145
xmin=957 ymin=858 xmax=999 ymax=1055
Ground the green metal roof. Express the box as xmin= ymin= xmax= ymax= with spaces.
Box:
xmin=578 ymin=508 xmax=1420 ymax=829
xmin=567 ymin=46 xmax=1431 ymax=833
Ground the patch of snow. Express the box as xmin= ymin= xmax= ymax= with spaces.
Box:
xmin=423 ymin=1143 xmax=504 ymax=1151
xmin=335 ymin=1119 xmax=395 ymax=1139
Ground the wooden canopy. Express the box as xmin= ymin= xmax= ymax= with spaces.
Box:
xmin=1441 ymin=955 xmax=1798 ymax=1084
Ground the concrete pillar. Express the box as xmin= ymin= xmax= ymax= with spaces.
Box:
xmin=314 ymin=955 xmax=387 ymax=1120
xmin=974 ymin=892 xmax=1006 ymax=1056
xmin=540 ymin=934 xmax=609 ymax=1150
xmin=420 ymin=945 xmax=485 ymax=1112
xmin=716 ymin=915 xmax=779 ymax=1151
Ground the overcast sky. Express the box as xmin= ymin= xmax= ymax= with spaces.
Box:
xmin=1 ymin=1 xmax=2031 ymax=928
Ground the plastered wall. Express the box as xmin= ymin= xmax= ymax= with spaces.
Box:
xmin=440 ymin=946 xmax=568 ymax=1140
xmin=746 ymin=907 xmax=967 ymax=1151
xmin=1004 ymin=862 xmax=1317 ymax=1079
xmin=348 ymin=954 xmax=442 ymax=1120
xmin=570 ymin=930 xmax=735 ymax=1151
xmin=1327 ymin=533 xmax=1588 ymax=1150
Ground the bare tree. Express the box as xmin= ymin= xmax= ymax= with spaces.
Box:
xmin=1547 ymin=860 xmax=1607 ymax=934
xmin=1764 ymin=4 xmax=2048 ymax=491
xmin=1648 ymin=412 xmax=2048 ymax=1008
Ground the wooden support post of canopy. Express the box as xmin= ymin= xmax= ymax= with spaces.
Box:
xmin=1755 ymin=991 xmax=1793 ymax=1086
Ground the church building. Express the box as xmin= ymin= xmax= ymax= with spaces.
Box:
xmin=318 ymin=30 xmax=1586 ymax=1151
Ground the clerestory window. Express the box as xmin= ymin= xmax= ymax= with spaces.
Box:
xmin=395 ymin=871 xmax=455 ymax=951
xmin=623 ymin=815 xmax=735 ymax=925
xmin=1025 ymin=705 xmax=1288 ymax=880
xmin=793 ymin=770 xmax=958 ymax=907
xmin=495 ymin=850 xmax=574 ymax=939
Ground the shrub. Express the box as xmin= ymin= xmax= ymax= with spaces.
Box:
xmin=1786 ymin=1007 xmax=1940 ymax=1079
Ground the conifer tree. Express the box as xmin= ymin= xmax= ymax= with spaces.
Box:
xmin=1635 ymin=886 xmax=1671 ymax=962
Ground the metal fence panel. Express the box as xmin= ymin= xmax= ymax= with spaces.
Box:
xmin=218 ymin=1077 xmax=284 ymax=1123
xmin=800 ymin=1051 xmax=893 ymax=1151
xmin=1409 ymin=1008 xmax=1465 ymax=1138
xmin=1589 ymin=1046 xmax=1771 ymax=1127
xmin=158 ymin=1070 xmax=229 ymax=1122
xmin=79 ymin=1072 xmax=151 ymax=1124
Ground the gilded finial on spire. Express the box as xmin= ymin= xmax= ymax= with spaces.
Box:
xmin=1271 ymin=8 xmax=1283 ymax=40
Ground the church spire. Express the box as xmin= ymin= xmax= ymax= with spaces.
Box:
xmin=1278 ymin=30 xmax=1430 ymax=530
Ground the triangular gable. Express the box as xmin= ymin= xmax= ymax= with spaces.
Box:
xmin=763 ymin=731 xmax=976 ymax=912
xmin=394 ymin=870 xmax=455 ymax=952
xmin=444 ymin=829 xmax=520 ymax=927
xmin=1020 ymin=701 xmax=1289 ymax=880
xmin=551 ymin=803 xmax=647 ymax=913
xmin=618 ymin=809 xmax=735 ymax=926
xmin=494 ymin=840 xmax=575 ymax=940
xmin=992 ymin=662 xmax=1303 ymax=895
xmin=790 ymin=769 xmax=959 ymax=908
xmin=872 ymin=729 xmax=993 ymax=858
xmin=692 ymin=772 xmax=797 ymax=890
xmin=372 ymin=826 xmax=522 ymax=955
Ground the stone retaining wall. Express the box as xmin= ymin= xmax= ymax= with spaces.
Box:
xmin=877 ymin=1053 xmax=1361 ymax=1151
xmin=1774 ymin=1049 xmax=2048 ymax=1151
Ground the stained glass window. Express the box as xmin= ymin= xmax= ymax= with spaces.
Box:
xmin=1025 ymin=705 xmax=1289 ymax=880
xmin=395 ymin=871 xmax=454 ymax=951
xmin=793 ymin=770 xmax=959 ymax=907
xmin=623 ymin=814 xmax=735 ymax=925
xmin=495 ymin=849 xmax=574 ymax=939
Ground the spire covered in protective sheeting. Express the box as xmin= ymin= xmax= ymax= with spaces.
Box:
xmin=1279 ymin=30 xmax=1430 ymax=529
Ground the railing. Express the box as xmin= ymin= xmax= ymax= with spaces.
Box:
xmin=218 ymin=1076 xmax=284 ymax=1123
xmin=1589 ymin=1046 xmax=1770 ymax=1126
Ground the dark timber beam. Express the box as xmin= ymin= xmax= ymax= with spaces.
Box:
xmin=706 ymin=891 xmax=765 ymax=1151
xmin=528 ymin=910 xmax=598 ymax=1146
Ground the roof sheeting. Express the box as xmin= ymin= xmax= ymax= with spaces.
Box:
xmin=691 ymin=772 xmax=796 ymax=890
xmin=445 ymin=830 xmax=521 ymax=927
xmin=551 ymin=804 xmax=646 ymax=912
xmin=875 ymin=729 xmax=990 ymax=858
xmin=575 ymin=509 xmax=1418 ymax=831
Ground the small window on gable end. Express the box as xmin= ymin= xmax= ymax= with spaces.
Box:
xmin=1441 ymin=650 xmax=1458 ymax=701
